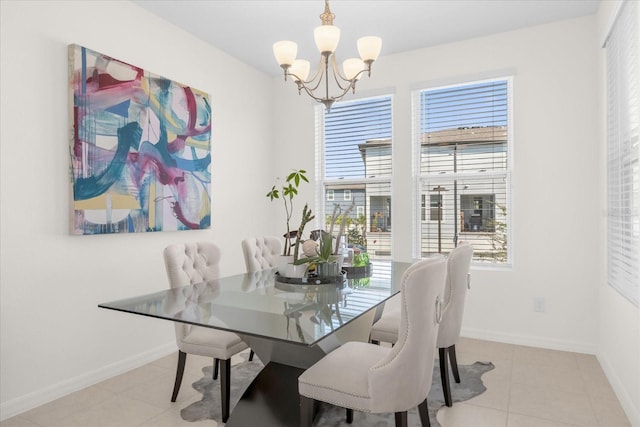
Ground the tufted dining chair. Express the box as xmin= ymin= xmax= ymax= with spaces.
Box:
xmin=299 ymin=255 xmax=447 ymax=427
xmin=369 ymin=242 xmax=474 ymax=407
xmin=241 ymin=236 xmax=282 ymax=273
xmin=163 ymin=241 xmax=250 ymax=423
xmin=436 ymin=242 xmax=473 ymax=406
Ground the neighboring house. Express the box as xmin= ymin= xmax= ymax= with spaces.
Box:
xmin=335 ymin=126 xmax=507 ymax=258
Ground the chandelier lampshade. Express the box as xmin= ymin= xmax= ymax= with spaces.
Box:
xmin=289 ymin=59 xmax=311 ymax=82
xmin=314 ymin=25 xmax=340 ymax=53
xmin=272 ymin=0 xmax=382 ymax=110
xmin=357 ymin=36 xmax=383 ymax=62
xmin=273 ymin=41 xmax=298 ymax=66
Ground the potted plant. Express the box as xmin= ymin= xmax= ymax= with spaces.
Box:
xmin=267 ymin=169 xmax=314 ymax=277
xmin=295 ymin=232 xmax=342 ymax=279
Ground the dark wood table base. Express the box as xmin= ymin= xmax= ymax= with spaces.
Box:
xmin=225 ymin=362 xmax=305 ymax=427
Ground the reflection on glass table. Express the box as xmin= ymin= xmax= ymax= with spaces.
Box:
xmin=99 ymin=260 xmax=412 ymax=427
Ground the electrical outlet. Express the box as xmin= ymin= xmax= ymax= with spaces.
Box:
xmin=533 ymin=297 xmax=546 ymax=313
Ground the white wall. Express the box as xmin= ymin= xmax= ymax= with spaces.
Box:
xmin=0 ymin=0 xmax=277 ymax=419
xmin=274 ymin=16 xmax=601 ymax=353
xmin=596 ymin=2 xmax=640 ymax=425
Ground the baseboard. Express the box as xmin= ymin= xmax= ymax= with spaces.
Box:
xmin=597 ymin=352 xmax=640 ymax=427
xmin=460 ymin=327 xmax=598 ymax=354
xmin=0 ymin=342 xmax=176 ymax=421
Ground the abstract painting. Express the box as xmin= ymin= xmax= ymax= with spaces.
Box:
xmin=68 ymin=44 xmax=211 ymax=235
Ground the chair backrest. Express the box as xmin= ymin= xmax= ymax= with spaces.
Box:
xmin=369 ymin=255 xmax=447 ymax=412
xmin=163 ymin=242 xmax=221 ymax=287
xmin=437 ymin=242 xmax=474 ymax=348
xmin=241 ymin=236 xmax=282 ymax=273
xmin=163 ymin=242 xmax=222 ymax=343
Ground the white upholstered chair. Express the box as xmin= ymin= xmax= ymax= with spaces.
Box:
xmin=163 ymin=241 xmax=249 ymax=423
xmin=241 ymin=236 xmax=282 ymax=273
xmin=298 ymin=255 xmax=447 ymax=427
xmin=369 ymin=242 xmax=474 ymax=407
xmin=239 ymin=236 xmax=281 ymax=360
xmin=436 ymin=242 xmax=473 ymax=407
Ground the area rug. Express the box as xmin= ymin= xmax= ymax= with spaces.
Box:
xmin=181 ymin=352 xmax=494 ymax=426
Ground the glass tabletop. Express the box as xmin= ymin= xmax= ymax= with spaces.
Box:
xmin=99 ymin=261 xmax=412 ymax=347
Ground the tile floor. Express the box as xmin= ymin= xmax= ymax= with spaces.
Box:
xmin=1 ymin=338 xmax=631 ymax=427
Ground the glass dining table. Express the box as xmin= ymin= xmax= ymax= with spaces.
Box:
xmin=98 ymin=260 xmax=412 ymax=426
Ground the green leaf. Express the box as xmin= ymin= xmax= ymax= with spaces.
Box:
xmin=266 ymin=186 xmax=280 ymax=200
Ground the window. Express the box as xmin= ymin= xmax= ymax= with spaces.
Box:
xmin=413 ymin=78 xmax=511 ymax=264
xmin=317 ymin=95 xmax=393 ymax=259
xmin=605 ymin=0 xmax=639 ymax=307
xmin=326 ymin=189 xmax=334 ymax=201
xmin=430 ymin=194 xmax=442 ymax=221
xmin=460 ymin=194 xmax=495 ymax=232
xmin=420 ymin=194 xmax=443 ymax=221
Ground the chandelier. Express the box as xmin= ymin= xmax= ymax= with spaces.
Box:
xmin=272 ymin=0 xmax=382 ymax=111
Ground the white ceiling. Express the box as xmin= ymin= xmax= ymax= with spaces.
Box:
xmin=133 ymin=0 xmax=600 ymax=76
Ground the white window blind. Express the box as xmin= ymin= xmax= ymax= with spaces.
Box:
xmin=606 ymin=0 xmax=639 ymax=307
xmin=316 ymin=96 xmax=393 ymax=259
xmin=414 ymin=78 xmax=512 ymax=264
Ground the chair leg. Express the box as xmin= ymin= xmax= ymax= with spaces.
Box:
xmin=346 ymin=408 xmax=353 ymax=423
xmin=300 ymin=395 xmax=314 ymax=427
xmin=170 ymin=350 xmax=187 ymax=402
xmin=220 ymin=359 xmax=231 ymax=422
xmin=448 ymin=345 xmax=460 ymax=383
xmin=213 ymin=358 xmax=219 ymax=380
xmin=394 ymin=411 xmax=408 ymax=427
xmin=439 ymin=347 xmax=452 ymax=407
xmin=417 ymin=398 xmax=430 ymax=427
xmin=249 ymin=350 xmax=255 ymax=361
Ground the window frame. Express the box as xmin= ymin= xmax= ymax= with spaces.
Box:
xmin=412 ymin=76 xmax=514 ymax=267
xmin=315 ymin=94 xmax=394 ymax=260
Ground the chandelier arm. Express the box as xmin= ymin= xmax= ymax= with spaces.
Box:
xmin=348 ymin=66 xmax=371 ymax=83
xmin=298 ymin=83 xmax=333 ymax=104
xmin=327 ymin=54 xmax=354 ymax=92
xmin=323 ymin=53 xmax=330 ymax=103
xmin=332 ymin=69 xmax=354 ymax=91
xmin=327 ymin=83 xmax=355 ymax=103
xmin=329 ymin=54 xmax=352 ymax=84
xmin=289 ymin=53 xmax=328 ymax=93
xmin=303 ymin=54 xmax=328 ymax=87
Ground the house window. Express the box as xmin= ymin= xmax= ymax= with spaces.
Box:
xmin=316 ymin=95 xmax=393 ymax=259
xmin=413 ymin=78 xmax=511 ymax=264
xmin=460 ymin=194 xmax=495 ymax=232
xmin=326 ymin=189 xmax=334 ymax=201
xmin=430 ymin=194 xmax=442 ymax=221
xmin=605 ymin=0 xmax=639 ymax=307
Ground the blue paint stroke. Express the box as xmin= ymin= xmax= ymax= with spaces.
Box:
xmin=73 ymin=122 xmax=142 ymax=200
xmin=171 ymin=152 xmax=211 ymax=173
xmin=105 ymin=100 xmax=130 ymax=118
